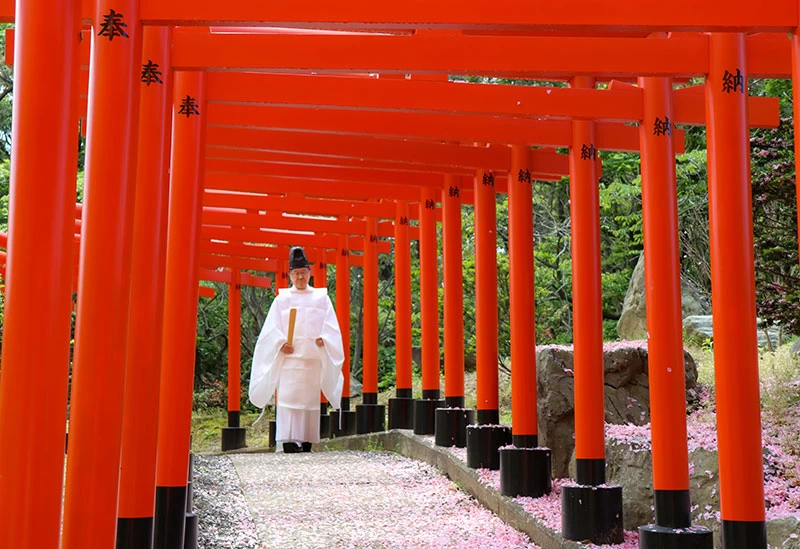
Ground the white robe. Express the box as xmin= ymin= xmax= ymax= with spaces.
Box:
xmin=249 ymin=285 xmax=345 ymax=447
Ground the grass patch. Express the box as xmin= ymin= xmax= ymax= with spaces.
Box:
xmin=191 ymin=408 xmax=273 ymax=454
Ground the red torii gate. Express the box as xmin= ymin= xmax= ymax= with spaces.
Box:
xmin=0 ymin=44 xmax=744 ymax=549
xmin=0 ymin=41 xmax=728 ymax=549
xmin=0 ymin=3 xmax=794 ymax=549
xmin=177 ymin=41 xmax=780 ymax=548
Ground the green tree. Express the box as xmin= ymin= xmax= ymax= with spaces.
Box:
xmin=750 ymin=118 xmax=800 ymax=342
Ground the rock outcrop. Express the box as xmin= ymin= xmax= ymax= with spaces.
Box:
xmin=536 ymin=342 xmax=698 ymax=478
xmin=616 ymin=252 xmax=710 ymax=341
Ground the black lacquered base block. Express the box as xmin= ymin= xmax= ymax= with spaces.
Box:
xmin=466 ymin=424 xmax=512 ymax=470
xmin=330 ymin=409 xmax=357 ymax=437
xmin=356 ymin=404 xmax=386 ymax=434
xmin=639 ymin=524 xmax=714 ymax=549
xmin=413 ymin=399 xmax=444 ymax=435
xmin=562 ymin=484 xmax=624 ymax=545
xmin=183 ymin=513 xmax=198 ymax=549
xmin=117 ymin=517 xmax=154 ymax=549
xmin=721 ymin=520 xmax=767 ymax=549
xmin=434 ymin=408 xmax=475 ymax=448
xmin=499 ymin=447 xmax=552 ymax=497
xmin=268 ymin=420 xmax=276 ymax=448
xmin=154 ymin=486 xmax=187 ymax=549
xmin=221 ymin=427 xmax=246 ymax=451
xmin=320 ymin=413 xmax=331 ymax=439
xmin=388 ymin=397 xmax=415 ymax=429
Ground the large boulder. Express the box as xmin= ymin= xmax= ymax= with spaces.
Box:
xmin=349 ymin=376 xmax=362 ymax=397
xmin=601 ymin=439 xmax=800 ymax=548
xmin=536 ymin=342 xmax=698 ymax=478
xmin=617 ymin=252 xmax=710 ymax=340
xmin=600 ymin=441 xmax=720 ymax=531
xmin=683 ymin=315 xmax=714 ymax=344
xmin=791 ymin=338 xmax=800 ymax=357
xmin=684 ymin=315 xmax=785 ymax=349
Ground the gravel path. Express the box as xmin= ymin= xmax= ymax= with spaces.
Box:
xmin=193 ymin=455 xmax=261 ymax=548
xmin=194 ymin=451 xmax=538 ymax=548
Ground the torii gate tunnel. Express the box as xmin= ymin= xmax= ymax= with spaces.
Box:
xmin=0 ymin=1 xmax=798 ymax=548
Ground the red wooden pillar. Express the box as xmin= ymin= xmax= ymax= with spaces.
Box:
xmin=638 ymin=74 xmax=712 ymax=548
xmin=357 ymin=216 xmax=385 ymax=433
xmin=442 ymin=175 xmax=465 ymax=410
xmin=569 ymin=118 xmax=606 ymax=485
xmin=331 ymin=229 xmax=356 ymax=435
xmin=315 ymin=248 xmax=330 ymax=413
xmin=221 ymin=267 xmax=246 ymax=451
xmin=315 ymin=248 xmax=332 ymax=436
xmin=706 ymin=33 xmax=766 ymax=549
xmin=561 ymin=77 xmax=623 ymax=546
xmin=62 ymin=0 xmax=143 ymax=546
xmin=0 ymin=0 xmax=81 ymax=545
xmin=362 ymin=217 xmax=379 ymax=399
xmin=415 ymin=187 xmax=443 ymax=435
xmin=117 ymin=26 xmax=173 ymax=549
xmin=389 ymin=200 xmax=415 ymax=429
xmin=466 ymin=169 xmax=511 ymax=469
xmin=499 ymin=145 xmax=552 ymax=497
xmin=337 ymin=232 xmax=351 ymax=407
xmin=316 ymin=250 xmax=328 ymax=289
xmin=228 ymin=270 xmax=242 ymax=421
xmin=279 ymin=258 xmax=289 ymax=288
xmin=435 ymin=174 xmax=473 ymax=447
xmin=474 ymin=169 xmax=499 ymax=424
xmin=508 ymin=145 xmax=538 ymax=447
xmin=500 ymin=145 xmax=551 ymax=497
xmin=153 ymin=70 xmax=207 ymax=549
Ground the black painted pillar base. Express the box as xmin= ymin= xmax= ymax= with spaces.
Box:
xmin=221 ymin=427 xmax=247 ymax=451
xmin=183 ymin=513 xmax=198 ymax=549
xmin=561 ymin=484 xmax=624 ymax=545
xmin=434 ymin=408 xmax=475 ymax=448
xmin=268 ymin=419 xmax=276 ymax=448
xmin=388 ymin=397 xmax=415 ymax=429
xmin=116 ymin=517 xmax=154 ymax=549
xmin=329 ymin=409 xmax=357 ymax=437
xmin=413 ymin=398 xmax=444 ymax=435
xmin=499 ymin=447 xmax=552 ymax=498
xmin=320 ymin=412 xmax=331 ymax=439
xmin=638 ymin=489 xmax=714 ymax=548
xmin=639 ymin=525 xmax=714 ymax=549
xmin=466 ymin=424 xmax=512 ymax=470
xmin=154 ymin=486 xmax=187 ymax=549
xmin=221 ymin=411 xmax=246 ymax=451
xmin=356 ymin=404 xmax=386 ymax=434
xmin=721 ymin=520 xmax=767 ymax=549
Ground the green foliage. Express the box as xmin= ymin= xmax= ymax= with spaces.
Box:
xmin=750 ymin=118 xmax=800 ymax=336
xmin=194 ymin=278 xmax=275 ymax=412
xmin=0 ymin=158 xmax=9 ymax=232
xmin=0 ymin=24 xmax=13 ymax=160
xmin=532 ymin=179 xmax=573 ymax=343
xmin=597 ymin=151 xmax=643 ymax=325
xmin=759 ymin=345 xmax=800 ymax=422
xmin=674 ymin=149 xmax=711 ymax=299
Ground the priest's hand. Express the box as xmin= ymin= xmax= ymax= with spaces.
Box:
xmin=281 ymin=343 xmax=294 ymax=354
xmin=315 ymin=338 xmax=324 ymax=347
